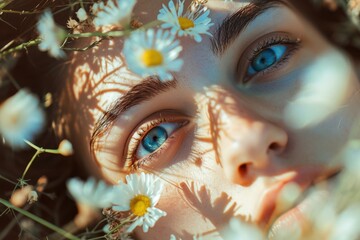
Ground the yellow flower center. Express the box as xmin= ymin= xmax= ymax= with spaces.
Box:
xmin=130 ymin=195 xmax=151 ymax=216
xmin=141 ymin=49 xmax=163 ymax=67
xmin=178 ymin=17 xmax=194 ymax=30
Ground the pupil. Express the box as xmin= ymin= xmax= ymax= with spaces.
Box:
xmin=251 ymin=48 xmax=276 ymax=72
xmin=141 ymin=126 xmax=168 ymax=153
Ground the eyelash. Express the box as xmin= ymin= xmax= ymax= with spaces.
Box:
xmin=124 ymin=116 xmax=188 ymax=171
xmin=242 ymin=34 xmax=301 ymax=83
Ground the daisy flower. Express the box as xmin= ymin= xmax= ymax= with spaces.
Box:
xmin=93 ymin=0 xmax=136 ymax=27
xmin=123 ymin=28 xmax=183 ymax=81
xmin=112 ymin=172 xmax=167 ymax=233
xmin=0 ymin=89 xmax=45 ymax=149
xmin=67 ymin=178 xmax=114 ymax=208
xmin=157 ymin=0 xmax=214 ymax=42
xmin=37 ymin=9 xmax=66 ymax=59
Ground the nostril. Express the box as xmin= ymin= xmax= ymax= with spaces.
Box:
xmin=239 ymin=163 xmax=248 ymax=176
xmin=238 ymin=163 xmax=253 ymax=187
xmin=269 ymin=142 xmax=282 ymax=152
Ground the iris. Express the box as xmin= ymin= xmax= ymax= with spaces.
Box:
xmin=141 ymin=126 xmax=168 ymax=153
xmin=248 ymin=45 xmax=287 ymax=75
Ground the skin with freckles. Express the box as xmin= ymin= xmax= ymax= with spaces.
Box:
xmin=58 ymin=0 xmax=360 ymax=239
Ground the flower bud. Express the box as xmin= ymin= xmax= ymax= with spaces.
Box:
xmin=58 ymin=139 xmax=74 ymax=156
xmin=10 ymin=185 xmax=33 ymax=207
xmin=28 ymin=191 xmax=39 ymax=204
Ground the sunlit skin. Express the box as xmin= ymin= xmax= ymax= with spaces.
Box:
xmin=58 ymin=0 xmax=360 ymax=239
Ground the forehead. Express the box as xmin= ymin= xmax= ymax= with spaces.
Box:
xmin=68 ymin=0 xmax=254 ymax=105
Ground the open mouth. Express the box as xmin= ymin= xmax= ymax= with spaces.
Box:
xmin=266 ymin=170 xmax=341 ymax=239
xmin=252 ymin=169 xmax=342 ymax=239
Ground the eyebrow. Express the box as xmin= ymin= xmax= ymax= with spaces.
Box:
xmin=90 ymin=77 xmax=176 ymax=150
xmin=211 ymin=0 xmax=286 ymax=56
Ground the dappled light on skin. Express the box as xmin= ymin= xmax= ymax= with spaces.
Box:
xmin=58 ymin=38 xmax=137 ymax=176
xmin=178 ymin=181 xmax=246 ymax=239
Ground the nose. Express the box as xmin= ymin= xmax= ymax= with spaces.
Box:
xmin=215 ymin=101 xmax=288 ymax=186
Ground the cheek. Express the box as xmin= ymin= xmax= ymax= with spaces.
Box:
xmin=283 ymin=50 xmax=359 ymax=129
xmin=284 ymin=52 xmax=360 ymax=168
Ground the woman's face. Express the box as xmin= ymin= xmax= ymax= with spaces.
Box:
xmin=62 ymin=0 xmax=360 ymax=238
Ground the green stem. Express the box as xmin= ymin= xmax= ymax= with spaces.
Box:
xmin=0 ymin=19 xmax=161 ymax=58
xmin=87 ymin=235 xmax=107 ymax=240
xmin=62 ymin=38 xmax=103 ymax=52
xmin=0 ymin=198 xmax=81 ymax=240
xmin=0 ymin=174 xmax=17 ymax=185
xmin=21 ymin=140 xmax=61 ymax=180
xmin=0 ymin=9 xmax=42 ymax=14
xmin=67 ymin=20 xmax=161 ymax=38
xmin=67 ymin=31 xmax=119 ymax=38
xmin=105 ymin=216 xmax=133 ymax=236
xmin=0 ymin=38 xmax=41 ymax=58
xmin=3 ymin=68 xmax=21 ymax=90
xmin=24 ymin=140 xmax=59 ymax=154
xmin=24 ymin=140 xmax=41 ymax=150
xmin=21 ymin=150 xmax=41 ymax=181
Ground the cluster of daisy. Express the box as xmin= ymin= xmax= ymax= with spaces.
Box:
xmin=67 ymin=172 xmax=166 ymax=238
xmin=0 ymin=0 xmax=213 ymax=150
xmin=36 ymin=0 xmax=214 ymax=82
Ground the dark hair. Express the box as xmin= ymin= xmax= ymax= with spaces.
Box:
xmin=288 ymin=0 xmax=360 ymax=59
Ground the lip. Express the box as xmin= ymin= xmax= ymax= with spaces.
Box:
xmin=266 ymin=171 xmax=341 ymax=239
xmin=255 ymin=182 xmax=286 ymax=227
xmin=254 ymin=172 xmax=308 ymax=228
xmin=254 ymin=169 xmax=334 ymax=228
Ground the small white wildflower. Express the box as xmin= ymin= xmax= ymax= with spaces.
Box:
xmin=37 ymin=9 xmax=66 ymax=58
xmin=91 ymin=1 xmax=105 ymax=15
xmin=93 ymin=0 xmax=136 ymax=27
xmin=76 ymin=7 xmax=88 ymax=22
xmin=43 ymin=92 xmax=53 ymax=108
xmin=112 ymin=172 xmax=167 ymax=233
xmin=27 ymin=190 xmax=38 ymax=204
xmin=67 ymin=178 xmax=114 ymax=208
xmin=58 ymin=139 xmax=74 ymax=156
xmin=0 ymin=89 xmax=45 ymax=149
xmin=157 ymin=0 xmax=214 ymax=42
xmin=330 ymin=204 xmax=360 ymax=240
xmin=103 ymin=223 xmax=111 ymax=234
xmin=67 ymin=17 xmax=79 ymax=29
xmin=123 ymin=28 xmax=183 ymax=81
xmin=223 ymin=218 xmax=264 ymax=240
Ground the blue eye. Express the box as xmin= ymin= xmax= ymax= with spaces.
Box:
xmin=136 ymin=122 xmax=180 ymax=159
xmin=141 ymin=126 xmax=168 ymax=153
xmin=247 ymin=45 xmax=287 ymax=76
